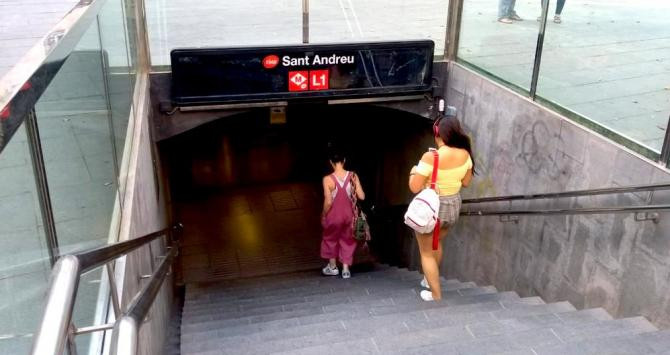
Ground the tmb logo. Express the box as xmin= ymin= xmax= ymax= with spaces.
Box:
xmin=262 ymin=55 xmax=279 ymax=69
xmin=288 ymin=71 xmax=308 ymax=91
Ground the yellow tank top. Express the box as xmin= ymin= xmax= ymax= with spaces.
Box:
xmin=415 ymin=147 xmax=472 ymax=196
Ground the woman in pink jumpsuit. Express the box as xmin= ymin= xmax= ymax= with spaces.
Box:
xmin=320 ymin=151 xmax=365 ymax=279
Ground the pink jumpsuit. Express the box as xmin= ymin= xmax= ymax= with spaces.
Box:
xmin=320 ymin=173 xmax=357 ymax=265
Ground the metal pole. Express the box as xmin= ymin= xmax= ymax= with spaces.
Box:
xmin=30 ymin=256 xmax=81 ymax=355
xmin=25 ymin=109 xmax=60 ymax=265
xmin=96 ymin=16 xmax=122 ymax=197
xmin=109 ymin=317 xmax=139 ymax=355
xmin=445 ymin=0 xmax=464 ymax=60
xmin=660 ymin=115 xmax=670 ymax=166
xmin=106 ymin=262 xmax=122 ymax=317
xmin=136 ymin=0 xmax=152 ymax=70
xmin=302 ymin=0 xmax=309 ymax=43
xmin=530 ymin=0 xmax=550 ymax=99
xmin=67 ymin=323 xmax=78 ymax=355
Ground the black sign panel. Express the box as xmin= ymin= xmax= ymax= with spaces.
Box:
xmin=171 ymin=40 xmax=434 ymax=105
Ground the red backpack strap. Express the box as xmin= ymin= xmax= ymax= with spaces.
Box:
xmin=429 ymin=149 xmax=440 ymax=250
xmin=429 ymin=149 xmax=439 ymax=190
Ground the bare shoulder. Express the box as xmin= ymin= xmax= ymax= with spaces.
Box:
xmin=420 ymin=151 xmax=435 ymax=164
xmin=448 ymin=148 xmax=470 ymax=164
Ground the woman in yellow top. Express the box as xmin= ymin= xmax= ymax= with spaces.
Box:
xmin=409 ymin=108 xmax=474 ymax=301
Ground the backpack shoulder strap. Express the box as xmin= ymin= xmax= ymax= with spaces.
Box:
xmin=429 ymin=149 xmax=439 ymax=190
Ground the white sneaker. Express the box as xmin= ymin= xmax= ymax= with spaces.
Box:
xmin=420 ymin=290 xmax=434 ymax=301
xmin=342 ymin=270 xmax=351 ymax=279
xmin=322 ymin=264 xmax=339 ymax=276
xmin=420 ymin=277 xmax=430 ymax=289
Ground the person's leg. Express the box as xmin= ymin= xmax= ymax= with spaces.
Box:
xmin=339 ymin=227 xmax=357 ymax=278
xmin=321 ymin=226 xmax=340 ymax=275
xmin=415 ymin=232 xmax=442 ymax=300
xmin=436 ymin=227 xmax=449 ymax=266
xmin=498 ymin=0 xmax=512 ymax=19
xmin=509 ymin=0 xmax=523 ymax=20
xmin=556 ymin=0 xmax=566 ymax=15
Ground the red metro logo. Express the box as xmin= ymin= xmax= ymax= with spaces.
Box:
xmin=262 ymin=55 xmax=279 ymax=69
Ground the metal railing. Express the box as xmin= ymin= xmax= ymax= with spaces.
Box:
xmin=461 ymin=182 xmax=670 ymax=222
xmin=0 ymin=0 xmax=106 ymax=154
xmin=30 ymin=225 xmax=180 ymax=355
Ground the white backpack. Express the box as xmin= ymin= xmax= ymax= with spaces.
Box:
xmin=404 ymin=149 xmax=440 ymax=234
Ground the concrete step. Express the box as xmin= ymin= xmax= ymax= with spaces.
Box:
xmin=183 ymin=297 xmax=573 ymax=354
xmin=532 ymin=318 xmax=661 ymax=355
xmin=181 ymin=291 xmax=523 ymax=337
xmin=181 ymin=294 xmax=540 ymax=345
xmin=270 ymin=337 xmax=379 ymax=355
xmin=182 ymin=286 xmax=498 ymax=323
xmin=184 ymin=282 xmax=416 ymax=313
xmin=185 ymin=277 xmax=414 ymax=305
xmin=184 ymin=266 xmax=413 ymax=298
xmin=373 ymin=302 xmax=576 ymax=353
xmin=178 ymin=263 xmax=660 ymax=355
xmin=636 ymin=329 xmax=670 ymax=353
xmin=182 ymin=288 xmax=516 ymax=331
xmin=551 ymin=316 xmax=656 ymax=343
xmin=183 ymin=279 xmax=477 ymax=312
xmin=392 ymin=315 xmax=655 ymax=355
xmin=184 ymin=272 xmax=467 ymax=305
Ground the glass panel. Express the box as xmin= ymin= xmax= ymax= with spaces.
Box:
xmin=35 ymin=20 xmax=116 ymax=252
xmin=145 ymin=0 xmax=301 ymax=66
xmin=123 ymin=0 xmax=139 ymax=87
xmin=34 ymin=19 xmax=117 ymax=352
xmin=536 ymin=0 xmax=670 ymax=152
xmin=311 ymin=0 xmax=449 ymax=55
xmin=73 ymin=268 xmax=105 ymax=354
xmin=99 ymin=0 xmax=135 ymax=196
xmin=458 ymin=0 xmax=542 ymax=90
xmin=0 ymin=125 xmax=51 ymax=355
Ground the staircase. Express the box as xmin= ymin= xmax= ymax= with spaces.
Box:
xmin=179 ymin=265 xmax=670 ymax=355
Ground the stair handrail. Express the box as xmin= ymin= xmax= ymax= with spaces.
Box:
xmin=462 ymin=182 xmax=670 ymax=204
xmin=461 ymin=182 xmax=670 ymax=221
xmin=109 ymin=246 xmax=177 ymax=355
xmin=31 ymin=225 xmax=179 ymax=355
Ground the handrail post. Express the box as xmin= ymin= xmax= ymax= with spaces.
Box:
xmin=530 ymin=0 xmax=550 ymax=99
xmin=109 ymin=317 xmax=139 ymax=355
xmin=302 ymin=0 xmax=309 ymax=43
xmin=445 ymin=0 xmax=464 ymax=60
xmin=659 ymin=115 xmax=670 ymax=167
xmin=31 ymin=255 xmax=81 ymax=355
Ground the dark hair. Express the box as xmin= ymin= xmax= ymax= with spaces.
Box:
xmin=437 ymin=116 xmax=476 ymax=174
xmin=327 ymin=143 xmax=346 ymax=164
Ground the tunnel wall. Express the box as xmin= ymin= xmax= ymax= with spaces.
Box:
xmin=115 ymin=75 xmax=173 ymax=355
xmin=440 ymin=62 xmax=670 ymax=328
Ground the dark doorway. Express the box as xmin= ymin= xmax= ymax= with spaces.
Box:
xmin=160 ymin=103 xmax=432 ymax=283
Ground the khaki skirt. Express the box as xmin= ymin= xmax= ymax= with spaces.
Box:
xmin=438 ymin=194 xmax=461 ymax=227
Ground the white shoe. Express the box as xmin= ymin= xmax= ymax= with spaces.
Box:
xmin=420 ymin=290 xmax=434 ymax=301
xmin=342 ymin=270 xmax=351 ymax=279
xmin=322 ymin=264 xmax=339 ymax=276
xmin=420 ymin=277 xmax=430 ymax=289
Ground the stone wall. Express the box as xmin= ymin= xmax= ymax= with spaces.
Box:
xmin=442 ymin=62 xmax=670 ymax=328
xmin=115 ymin=74 xmax=173 ymax=355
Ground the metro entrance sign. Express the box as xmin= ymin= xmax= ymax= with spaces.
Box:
xmin=288 ymin=71 xmax=308 ymax=91
xmin=171 ymin=40 xmax=434 ymax=105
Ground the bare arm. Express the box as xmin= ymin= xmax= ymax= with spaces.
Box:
xmin=461 ymin=168 xmax=473 ymax=187
xmin=322 ymin=177 xmax=333 ymax=218
xmin=408 ymin=152 xmax=433 ymax=194
xmin=352 ymin=173 xmax=365 ymax=200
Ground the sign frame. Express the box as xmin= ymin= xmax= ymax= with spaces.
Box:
xmin=170 ymin=40 xmax=434 ymax=105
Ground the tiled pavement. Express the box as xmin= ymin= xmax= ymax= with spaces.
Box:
xmin=0 ymin=0 xmax=78 ymax=79
xmin=2 ymin=0 xmax=669 ymax=149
